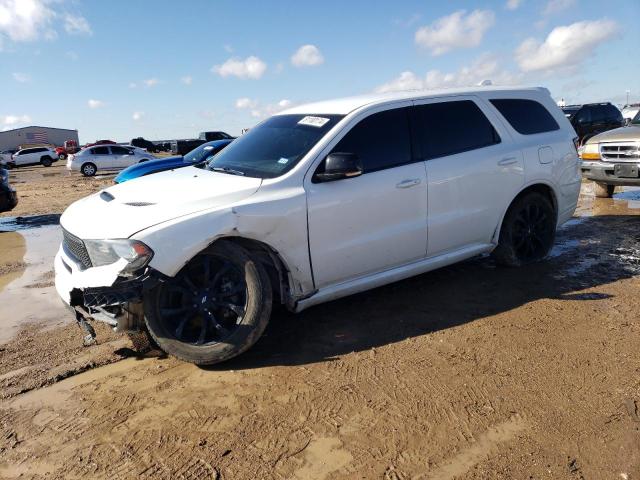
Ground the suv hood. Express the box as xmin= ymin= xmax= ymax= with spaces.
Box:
xmin=61 ymin=166 xmax=262 ymax=239
xmin=588 ymin=125 xmax=640 ymax=144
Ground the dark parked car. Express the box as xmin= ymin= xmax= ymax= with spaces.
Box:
xmin=131 ymin=137 xmax=159 ymax=153
xmin=114 ymin=139 xmax=232 ymax=183
xmin=170 ymin=139 xmax=206 ymax=156
xmin=0 ymin=167 xmax=18 ymax=213
xmin=198 ymin=131 xmax=235 ymax=141
xmin=562 ymin=103 xmax=624 ymax=144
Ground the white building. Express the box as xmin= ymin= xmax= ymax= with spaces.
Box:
xmin=0 ymin=126 xmax=79 ymax=151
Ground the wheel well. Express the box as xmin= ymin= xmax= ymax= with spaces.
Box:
xmin=514 ymin=184 xmax=558 ymax=214
xmin=213 ymin=236 xmax=291 ymax=305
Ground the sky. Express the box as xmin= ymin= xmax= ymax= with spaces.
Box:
xmin=0 ymin=0 xmax=638 ymax=143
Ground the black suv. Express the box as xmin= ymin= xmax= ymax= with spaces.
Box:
xmin=562 ymin=103 xmax=624 ymax=144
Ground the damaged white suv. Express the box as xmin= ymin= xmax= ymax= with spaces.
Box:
xmin=55 ymin=87 xmax=581 ymax=365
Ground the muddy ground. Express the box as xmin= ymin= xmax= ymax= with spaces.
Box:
xmin=0 ymin=167 xmax=639 ymax=479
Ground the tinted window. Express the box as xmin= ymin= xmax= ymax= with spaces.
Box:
xmin=413 ymin=100 xmax=500 ymax=159
xmin=603 ymin=105 xmax=623 ymax=122
xmin=490 ymin=99 xmax=559 ymax=135
xmin=110 ymin=146 xmax=131 ymax=155
xmin=91 ymin=146 xmax=109 ymax=155
xmin=330 ymin=107 xmax=411 ymax=173
xmin=574 ymin=107 xmax=591 ymax=124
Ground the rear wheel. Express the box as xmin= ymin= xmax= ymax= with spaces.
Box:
xmin=81 ymin=162 xmax=97 ymax=176
xmin=144 ymin=240 xmax=272 ymax=365
xmin=40 ymin=156 xmax=53 ymax=167
xmin=492 ymin=192 xmax=556 ymax=267
xmin=594 ymin=182 xmax=615 ymax=198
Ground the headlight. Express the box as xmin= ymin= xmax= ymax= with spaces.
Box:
xmin=84 ymin=239 xmax=153 ymax=274
xmin=579 ymin=143 xmax=600 ymax=160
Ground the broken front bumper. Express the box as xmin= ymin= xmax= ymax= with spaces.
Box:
xmin=54 ymin=246 xmax=157 ymax=339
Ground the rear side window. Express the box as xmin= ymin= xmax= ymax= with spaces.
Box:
xmin=413 ymin=100 xmax=500 ymax=159
xmin=110 ymin=146 xmax=131 ymax=155
xmin=91 ymin=146 xmax=109 ymax=155
xmin=490 ymin=99 xmax=559 ymax=134
xmin=332 ymin=107 xmax=411 ymax=173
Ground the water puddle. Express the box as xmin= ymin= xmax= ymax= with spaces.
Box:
xmin=0 ymin=224 xmax=70 ymax=344
xmin=576 ymin=184 xmax=640 ymax=217
xmin=0 ymin=214 xmax=61 ymax=232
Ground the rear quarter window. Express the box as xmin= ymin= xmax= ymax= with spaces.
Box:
xmin=490 ymin=99 xmax=559 ymax=135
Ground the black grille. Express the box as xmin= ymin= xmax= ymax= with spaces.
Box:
xmin=62 ymin=228 xmax=92 ymax=269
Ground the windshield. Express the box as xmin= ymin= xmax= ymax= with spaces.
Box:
xmin=632 ymin=111 xmax=640 ymax=125
xmin=184 ymin=142 xmax=225 ymax=163
xmin=206 ymin=114 xmax=343 ymax=178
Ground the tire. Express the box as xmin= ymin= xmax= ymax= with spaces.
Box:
xmin=6 ymin=162 xmax=14 ymax=170
xmin=492 ymin=192 xmax=556 ymax=267
xmin=81 ymin=162 xmax=97 ymax=177
xmin=144 ymin=240 xmax=272 ymax=365
xmin=594 ymin=182 xmax=615 ymax=198
xmin=58 ymin=153 xmax=66 ymax=160
xmin=40 ymin=156 xmax=53 ymax=167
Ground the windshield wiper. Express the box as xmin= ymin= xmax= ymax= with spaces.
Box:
xmin=211 ymin=166 xmax=245 ymax=176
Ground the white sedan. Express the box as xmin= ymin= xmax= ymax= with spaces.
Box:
xmin=67 ymin=145 xmax=155 ymax=176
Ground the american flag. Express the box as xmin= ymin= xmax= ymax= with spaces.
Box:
xmin=26 ymin=131 xmax=49 ymax=143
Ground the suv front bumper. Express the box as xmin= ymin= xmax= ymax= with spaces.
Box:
xmin=581 ymin=161 xmax=640 ymax=186
xmin=54 ymin=246 xmax=156 ymax=336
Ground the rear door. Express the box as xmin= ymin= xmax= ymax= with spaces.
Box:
xmin=412 ymin=97 xmax=524 ymax=257
xmin=306 ymin=105 xmax=428 ymax=288
xmin=109 ymin=146 xmax=136 ymax=168
xmin=89 ymin=146 xmax=112 ymax=170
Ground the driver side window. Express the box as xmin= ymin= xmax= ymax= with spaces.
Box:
xmin=330 ymin=107 xmax=412 ymax=173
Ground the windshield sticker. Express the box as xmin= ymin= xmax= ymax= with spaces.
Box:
xmin=298 ymin=116 xmax=330 ymax=127
xmin=278 ymin=158 xmax=289 ymax=164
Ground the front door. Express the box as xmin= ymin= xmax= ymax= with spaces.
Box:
xmin=306 ymin=105 xmax=428 ymax=289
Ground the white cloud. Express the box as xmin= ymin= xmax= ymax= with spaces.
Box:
xmin=235 ymin=97 xmax=258 ymax=109
xmin=515 ymin=19 xmax=618 ymax=73
xmin=12 ymin=72 xmax=30 ymax=83
xmin=415 ymin=9 xmax=495 ymax=55
xmin=143 ymin=78 xmax=159 ymax=87
xmin=132 ymin=111 xmax=144 ymax=121
xmin=2 ymin=114 xmax=31 ymax=126
xmin=506 ymin=0 xmax=522 ymax=10
xmin=87 ymin=99 xmax=104 ymax=109
xmin=543 ymin=0 xmax=576 ymax=15
xmin=0 ymin=0 xmax=55 ymax=42
xmin=63 ymin=13 xmax=91 ymax=35
xmin=128 ymin=82 xmax=137 ymax=89
xmin=180 ymin=75 xmax=192 ymax=85
xmin=212 ymin=56 xmax=267 ymax=79
xmin=238 ymin=99 xmax=294 ymax=118
xmin=376 ymin=54 xmax=521 ymax=93
xmin=291 ymin=44 xmax=324 ymax=67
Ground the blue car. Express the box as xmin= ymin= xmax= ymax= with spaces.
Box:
xmin=114 ymin=139 xmax=232 ymax=183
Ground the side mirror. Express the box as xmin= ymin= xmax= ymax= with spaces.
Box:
xmin=313 ymin=152 xmax=363 ymax=183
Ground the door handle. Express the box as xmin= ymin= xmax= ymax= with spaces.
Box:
xmin=396 ymin=178 xmax=421 ymax=189
xmin=498 ymin=157 xmax=518 ymax=166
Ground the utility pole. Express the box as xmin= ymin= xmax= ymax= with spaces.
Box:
xmin=626 ymin=89 xmax=631 ymax=106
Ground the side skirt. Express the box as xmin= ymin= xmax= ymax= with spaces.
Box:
xmin=294 ymin=243 xmax=494 ymax=313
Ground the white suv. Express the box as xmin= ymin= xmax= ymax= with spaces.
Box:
xmin=67 ymin=145 xmax=155 ymax=176
xmin=54 ymin=87 xmax=580 ymax=365
xmin=7 ymin=146 xmax=58 ymax=168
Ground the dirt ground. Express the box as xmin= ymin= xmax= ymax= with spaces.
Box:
xmin=0 ymin=167 xmax=639 ymax=479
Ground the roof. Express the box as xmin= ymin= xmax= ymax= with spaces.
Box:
xmin=0 ymin=125 xmax=78 ymax=134
xmin=279 ymin=86 xmax=549 ymax=116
